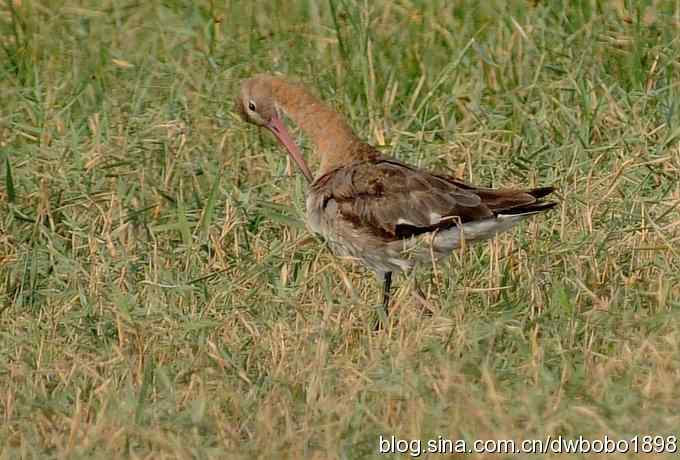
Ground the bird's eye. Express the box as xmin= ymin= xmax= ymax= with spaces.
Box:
xmin=248 ymin=101 xmax=256 ymax=111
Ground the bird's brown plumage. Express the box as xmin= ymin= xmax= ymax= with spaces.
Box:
xmin=312 ymin=157 xmax=555 ymax=241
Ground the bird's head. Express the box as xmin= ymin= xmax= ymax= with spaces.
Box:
xmin=235 ymin=75 xmax=313 ymax=183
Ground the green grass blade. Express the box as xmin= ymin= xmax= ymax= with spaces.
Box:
xmin=199 ymin=171 xmax=221 ymax=235
xmin=5 ymin=156 xmax=15 ymax=204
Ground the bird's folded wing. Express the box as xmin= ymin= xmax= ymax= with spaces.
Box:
xmin=312 ymin=158 xmax=500 ymax=240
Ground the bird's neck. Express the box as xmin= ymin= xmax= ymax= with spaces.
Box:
xmin=268 ymin=77 xmax=377 ymax=176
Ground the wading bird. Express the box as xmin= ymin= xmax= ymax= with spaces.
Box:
xmin=235 ymin=75 xmax=555 ymax=326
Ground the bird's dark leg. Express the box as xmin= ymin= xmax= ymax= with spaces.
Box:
xmin=374 ymin=271 xmax=393 ymax=330
xmin=382 ymin=271 xmax=393 ymax=316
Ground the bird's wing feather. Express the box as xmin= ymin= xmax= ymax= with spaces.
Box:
xmin=312 ymin=158 xmax=509 ymax=240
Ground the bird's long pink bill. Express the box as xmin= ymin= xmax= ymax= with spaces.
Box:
xmin=267 ymin=115 xmax=314 ymax=183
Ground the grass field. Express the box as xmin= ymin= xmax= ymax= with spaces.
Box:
xmin=1 ymin=0 xmax=680 ymax=458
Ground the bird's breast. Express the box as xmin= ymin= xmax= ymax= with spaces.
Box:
xmin=305 ymin=191 xmax=415 ymax=273
xmin=305 ymin=192 xmax=327 ymax=236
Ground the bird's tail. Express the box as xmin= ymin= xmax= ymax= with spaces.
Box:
xmin=496 ymin=185 xmax=557 ymax=217
xmin=474 ymin=185 xmax=557 ymax=217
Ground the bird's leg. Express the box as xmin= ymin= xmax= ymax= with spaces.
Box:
xmin=374 ymin=271 xmax=393 ymax=330
xmin=382 ymin=271 xmax=393 ymax=315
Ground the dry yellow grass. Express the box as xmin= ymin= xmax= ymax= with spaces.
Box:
xmin=1 ymin=1 xmax=679 ymax=458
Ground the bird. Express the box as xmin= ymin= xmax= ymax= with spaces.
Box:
xmin=235 ymin=74 xmax=556 ymax=326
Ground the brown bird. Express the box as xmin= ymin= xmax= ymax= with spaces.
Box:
xmin=236 ymin=74 xmax=556 ymax=325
